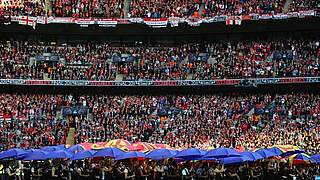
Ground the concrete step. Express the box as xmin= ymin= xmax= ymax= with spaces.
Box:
xmin=179 ymin=56 xmax=189 ymax=67
xmin=45 ymin=0 xmax=52 ymax=15
xmin=187 ymin=74 xmax=193 ymax=80
xmin=43 ymin=73 xmax=50 ymax=80
xmin=198 ymin=1 xmax=204 ymax=16
xmin=116 ymin=73 xmax=125 ymax=81
xmin=66 ymin=127 xmax=75 ymax=146
xmin=283 ymin=0 xmax=293 ymax=13
xmin=124 ymin=0 xmax=131 ymax=18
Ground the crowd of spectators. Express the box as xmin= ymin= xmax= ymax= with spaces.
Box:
xmin=128 ymin=0 xmax=201 ymax=18
xmin=191 ymin=39 xmax=320 ymax=79
xmin=0 ymin=94 xmax=69 ymax=150
xmin=117 ymin=46 xmax=187 ymax=81
xmin=0 ymin=92 xmax=319 ymax=154
xmin=0 ymin=0 xmax=319 ymax=17
xmin=0 ymin=39 xmax=319 ymax=81
xmin=202 ymin=0 xmax=286 ymax=17
xmin=288 ymin=0 xmax=319 ymax=12
xmin=73 ymin=93 xmax=320 ymax=155
xmin=0 ymin=0 xmax=46 ymax=16
xmin=0 ymin=41 xmax=117 ymax=81
xmin=50 ymin=0 xmax=125 ymax=18
xmin=128 ymin=0 xmax=291 ymax=18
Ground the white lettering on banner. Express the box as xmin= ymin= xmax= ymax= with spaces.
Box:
xmin=299 ymin=10 xmax=316 ymax=18
xmin=259 ymin=14 xmax=272 ymax=20
xmin=0 ymin=78 xmax=318 ymax=86
xmin=273 ymin=13 xmax=288 ymax=19
xmin=203 ymin=16 xmax=226 ymax=23
xmin=305 ymin=77 xmax=320 ymax=83
xmin=52 ymin=80 xmax=90 ymax=86
xmin=96 ymin=18 xmax=118 ymax=25
xmin=177 ymin=80 xmax=217 ymax=86
xmin=287 ymin=12 xmax=299 ymax=18
xmin=10 ymin=16 xmax=19 ymax=22
xmin=255 ymin=78 xmax=280 ymax=84
xmin=203 ymin=18 xmax=215 ymax=23
xmin=51 ymin=17 xmax=73 ymax=24
xmin=0 ymin=79 xmax=25 ymax=84
xmin=128 ymin=18 xmax=143 ymax=23
xmin=98 ymin=24 xmax=116 ymax=27
xmin=36 ymin=16 xmax=46 ymax=24
xmin=75 ymin=18 xmax=94 ymax=25
xmin=300 ymin=10 xmax=315 ymax=16
xmin=36 ymin=16 xmax=54 ymax=24
xmin=185 ymin=18 xmax=203 ymax=26
xmin=74 ymin=18 xmax=94 ymax=27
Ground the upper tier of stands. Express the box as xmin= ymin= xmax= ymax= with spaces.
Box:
xmin=0 ymin=0 xmax=319 ymax=17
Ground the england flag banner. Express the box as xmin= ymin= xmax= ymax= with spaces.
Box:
xmin=18 ymin=16 xmax=37 ymax=28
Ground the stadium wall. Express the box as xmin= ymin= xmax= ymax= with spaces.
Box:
xmin=0 ymin=18 xmax=319 ymax=41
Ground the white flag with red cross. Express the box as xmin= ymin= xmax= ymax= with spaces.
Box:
xmin=18 ymin=16 xmax=37 ymax=29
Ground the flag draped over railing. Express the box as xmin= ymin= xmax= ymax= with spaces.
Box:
xmin=4 ymin=10 xmax=319 ymax=29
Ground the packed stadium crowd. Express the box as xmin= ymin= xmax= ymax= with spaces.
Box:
xmin=74 ymin=93 xmax=320 ymax=154
xmin=50 ymin=0 xmax=125 ymax=18
xmin=288 ymin=0 xmax=320 ymax=12
xmin=0 ymin=158 xmax=319 ymax=179
xmin=202 ymin=0 xmax=285 ymax=17
xmin=0 ymin=0 xmax=46 ymax=16
xmin=0 ymin=0 xmax=320 ymax=179
xmin=128 ymin=0 xmax=201 ymax=18
xmin=0 ymin=38 xmax=319 ymax=80
xmin=0 ymin=0 xmax=319 ymax=17
xmin=0 ymin=93 xmax=319 ymax=155
xmin=0 ymin=94 xmax=69 ymax=150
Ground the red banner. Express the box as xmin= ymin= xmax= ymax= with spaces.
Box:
xmin=144 ymin=18 xmax=168 ymax=27
xmin=26 ymin=80 xmax=51 ymax=85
